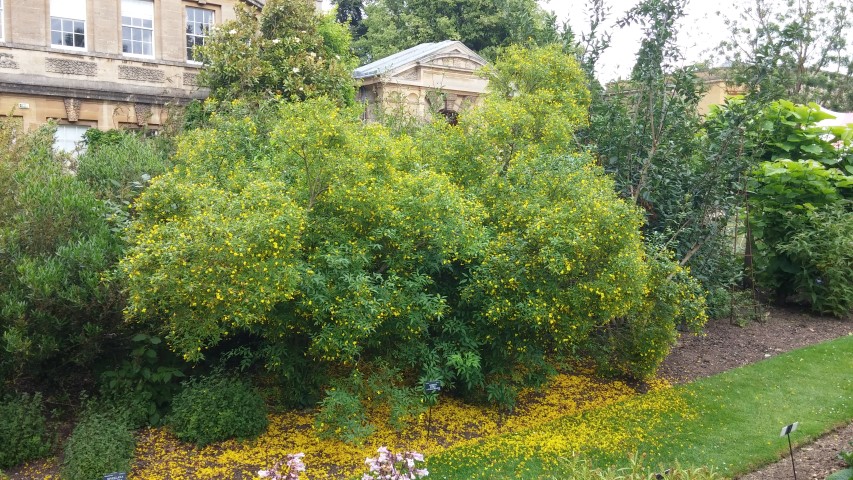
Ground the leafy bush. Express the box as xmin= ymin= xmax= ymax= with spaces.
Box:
xmin=775 ymin=204 xmax=853 ymax=317
xmin=76 ymin=130 xmax=171 ymax=205
xmin=0 ymin=393 xmax=51 ymax=469
xmin=749 ymin=159 xmax=852 ymax=312
xmin=167 ymin=374 xmax=268 ymax=447
xmin=61 ymin=412 xmax=135 ymax=480
xmin=827 ymin=469 xmax=853 ymax=480
xmin=590 ymin=246 xmax=708 ymax=380
xmin=315 ymin=367 xmax=423 ymax=444
xmin=196 ymin=0 xmax=356 ymax=105
xmin=99 ymin=333 xmax=186 ymax=428
xmin=0 ymin=122 xmax=124 ymax=385
xmin=122 ymin=45 xmax=707 ymax=440
xmin=750 ymin=100 xmax=853 ymax=175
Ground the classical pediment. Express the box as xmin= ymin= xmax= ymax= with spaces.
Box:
xmin=354 ymin=40 xmax=488 ymax=81
xmin=393 ymin=68 xmax=420 ymax=80
xmin=421 ymin=55 xmax=483 ymax=71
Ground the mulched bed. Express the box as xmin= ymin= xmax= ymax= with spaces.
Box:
xmin=659 ymin=305 xmax=853 ymax=479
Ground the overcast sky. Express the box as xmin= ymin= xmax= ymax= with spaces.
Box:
xmin=540 ymin=0 xmax=740 ymax=81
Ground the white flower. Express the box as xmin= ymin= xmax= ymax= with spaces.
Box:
xmin=309 ymin=52 xmax=316 ymax=58
xmin=293 ymin=37 xmax=301 ymax=43
xmin=272 ymin=38 xmax=281 ymax=44
xmin=228 ymin=29 xmax=237 ymax=35
xmin=257 ymin=470 xmax=270 ymax=478
xmin=292 ymin=67 xmax=300 ymax=73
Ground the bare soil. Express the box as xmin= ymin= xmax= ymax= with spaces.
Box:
xmin=658 ymin=306 xmax=853 ymax=479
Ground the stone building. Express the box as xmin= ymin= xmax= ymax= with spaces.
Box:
xmin=0 ymin=0 xmax=267 ymax=151
xmin=354 ymin=40 xmax=489 ymax=123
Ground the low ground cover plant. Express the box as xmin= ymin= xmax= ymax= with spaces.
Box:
xmin=0 ymin=393 xmax=50 ymax=469
xmin=61 ymin=411 xmax=135 ymax=480
xmin=167 ymin=373 xmax=268 ymax=447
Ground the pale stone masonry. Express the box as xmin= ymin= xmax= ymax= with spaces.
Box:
xmin=0 ymin=0 xmax=264 ymax=149
xmin=353 ymin=40 xmax=489 ymax=123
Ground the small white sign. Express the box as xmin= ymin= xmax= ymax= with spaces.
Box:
xmin=18 ymin=102 xmax=29 ymax=109
xmin=780 ymin=422 xmax=798 ymax=437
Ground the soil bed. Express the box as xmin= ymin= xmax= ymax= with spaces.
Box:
xmin=659 ymin=305 xmax=853 ymax=479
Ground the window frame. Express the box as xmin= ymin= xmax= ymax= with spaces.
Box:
xmin=185 ymin=7 xmax=214 ymax=64
xmin=53 ymin=123 xmax=92 ymax=154
xmin=121 ymin=0 xmax=155 ymax=59
xmin=49 ymin=0 xmax=87 ymax=51
xmin=50 ymin=17 xmax=87 ymax=50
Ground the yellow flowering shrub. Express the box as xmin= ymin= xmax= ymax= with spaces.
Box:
xmin=120 ymin=43 xmax=706 ymax=440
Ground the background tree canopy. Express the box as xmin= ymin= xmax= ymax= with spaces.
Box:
xmin=353 ymin=0 xmax=560 ymax=61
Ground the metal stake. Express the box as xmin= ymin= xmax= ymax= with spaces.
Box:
xmin=787 ymin=432 xmax=798 ymax=480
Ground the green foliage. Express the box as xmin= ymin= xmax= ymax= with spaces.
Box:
xmin=478 ymin=44 xmax=591 ymax=152
xmin=840 ymin=441 xmax=853 ymax=467
xmin=706 ymin=288 xmax=765 ymax=326
xmin=0 ymin=121 xmax=124 ymax=384
xmin=316 ymin=367 xmax=424 ymax=444
xmin=749 ymin=159 xmax=853 ymax=310
xmin=591 ymin=246 xmax=708 ymax=380
xmin=77 ymin=130 xmax=172 ymax=205
xmin=61 ymin=412 xmax=135 ymax=480
xmin=775 ymin=204 xmax=853 ymax=316
xmin=82 ymin=128 xmax=126 ymax=150
xmin=0 ymin=393 xmax=50 ymax=469
xmin=196 ymin=0 xmax=356 ymax=105
xmin=167 ymin=374 xmax=268 ymax=447
xmin=99 ymin=333 xmax=186 ymax=427
xmin=316 ymin=381 xmax=374 ymax=444
xmin=588 ymin=1 xmax=750 ymax=304
xmin=828 ymin=469 xmax=853 ymax=480
xmin=354 ymin=0 xmax=558 ymax=61
xmin=750 ymin=100 xmax=853 ymax=175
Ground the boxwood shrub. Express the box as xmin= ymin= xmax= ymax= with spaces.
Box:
xmin=167 ymin=374 xmax=268 ymax=447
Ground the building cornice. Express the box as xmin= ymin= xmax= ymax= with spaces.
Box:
xmin=0 ymin=42 xmax=205 ymax=70
xmin=0 ymin=72 xmax=207 ymax=105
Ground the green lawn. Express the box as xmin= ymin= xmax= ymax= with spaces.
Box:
xmin=426 ymin=334 xmax=853 ymax=478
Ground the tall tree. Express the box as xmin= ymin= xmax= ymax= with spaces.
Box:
xmin=721 ymin=0 xmax=853 ymax=109
xmin=353 ymin=0 xmax=558 ymax=61
xmin=586 ymin=0 xmax=753 ymax=315
xmin=331 ymin=0 xmax=367 ymax=39
xmin=197 ymin=0 xmax=357 ymax=105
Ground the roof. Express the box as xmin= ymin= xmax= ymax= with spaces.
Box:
xmin=354 ymin=40 xmax=474 ymax=79
xmin=243 ymin=0 xmax=264 ymax=7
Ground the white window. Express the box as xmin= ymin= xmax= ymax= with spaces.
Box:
xmin=50 ymin=0 xmax=86 ymax=50
xmin=54 ymin=125 xmax=90 ymax=154
xmin=122 ymin=0 xmax=154 ymax=57
xmin=186 ymin=7 xmax=214 ymax=62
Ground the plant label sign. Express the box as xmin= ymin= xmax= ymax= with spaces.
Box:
xmin=780 ymin=422 xmax=798 ymax=437
xmin=424 ymin=380 xmax=441 ymax=394
xmin=103 ymin=474 xmax=127 ymax=480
